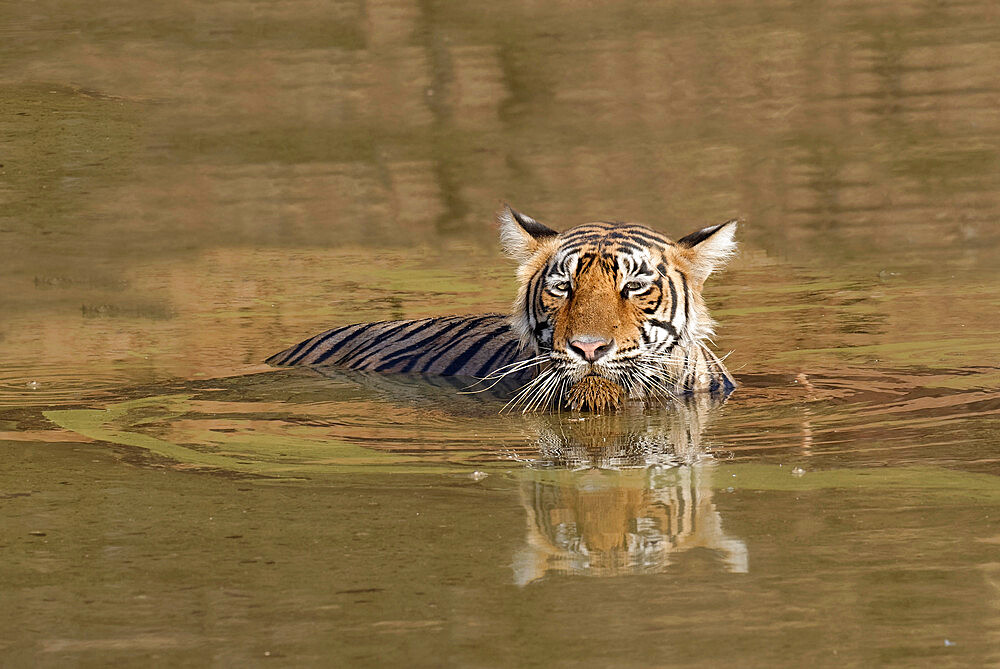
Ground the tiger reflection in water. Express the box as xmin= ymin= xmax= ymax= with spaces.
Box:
xmin=511 ymin=396 xmax=748 ymax=585
xmin=296 ymin=368 xmax=747 ymax=583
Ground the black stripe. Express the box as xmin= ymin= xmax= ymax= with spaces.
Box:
xmin=558 ymin=238 xmax=603 ymax=253
xmin=561 ymin=224 xmax=611 ymax=238
xmin=364 ymin=319 xmax=469 ymax=371
xmin=395 ymin=317 xmax=498 ymax=373
xmin=369 ymin=317 xmax=475 ymax=371
xmin=475 ymin=339 xmax=520 ymax=378
xmin=272 ymin=323 xmax=356 ymax=365
xmin=647 ymin=318 xmax=679 ymax=339
xmin=318 ymin=318 xmax=427 ymax=366
xmin=419 ymin=323 xmax=509 ymax=372
xmin=666 ymin=275 xmax=678 ymax=324
xmin=644 ymin=282 xmax=663 ymax=313
xmin=679 ymin=273 xmax=690 ymax=321
xmin=532 ymin=322 xmax=548 ymax=340
xmin=614 ymin=241 xmax=645 ymax=255
xmin=267 ymin=339 xmax=311 ymax=365
xmin=529 ymin=270 xmax=547 ymax=324
xmin=559 ymin=224 xmax=668 ymax=250
xmin=603 ymin=227 xmax=669 ymax=248
xmin=334 ymin=318 xmax=438 ymax=367
xmin=439 ymin=325 xmax=513 ymax=375
xmin=524 ymin=273 xmax=542 ymax=326
xmin=559 ymin=229 xmax=603 ymax=242
xmin=372 ymin=316 xmax=488 ymax=372
xmin=286 ymin=323 xmax=365 ymax=365
xmin=304 ymin=322 xmax=389 ymax=365
xmin=621 ymin=227 xmax=669 ymax=245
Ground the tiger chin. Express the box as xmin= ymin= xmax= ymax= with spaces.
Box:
xmin=267 ymin=206 xmax=739 ymax=413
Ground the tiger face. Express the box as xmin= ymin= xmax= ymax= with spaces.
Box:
xmin=499 ymin=206 xmax=737 ymax=411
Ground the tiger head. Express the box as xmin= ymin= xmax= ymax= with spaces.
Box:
xmin=498 ymin=206 xmax=738 ymax=411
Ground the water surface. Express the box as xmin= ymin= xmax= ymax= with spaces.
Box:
xmin=2 ymin=0 xmax=999 ymax=666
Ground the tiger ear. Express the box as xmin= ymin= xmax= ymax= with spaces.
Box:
xmin=498 ymin=205 xmax=558 ymax=263
xmin=676 ymin=219 xmax=739 ymax=288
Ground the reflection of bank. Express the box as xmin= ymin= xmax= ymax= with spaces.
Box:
xmin=512 ymin=399 xmax=748 ymax=585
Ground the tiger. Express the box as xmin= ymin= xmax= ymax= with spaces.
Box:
xmin=266 ymin=206 xmax=738 ymax=412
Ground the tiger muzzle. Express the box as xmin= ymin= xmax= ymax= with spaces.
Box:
xmin=565 ymin=374 xmax=625 ymax=412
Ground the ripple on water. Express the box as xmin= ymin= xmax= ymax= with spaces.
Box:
xmin=23 ymin=364 xmax=1000 ymax=478
xmin=714 ymin=366 xmax=1000 ymax=470
xmin=0 ymin=365 xmax=126 ymax=406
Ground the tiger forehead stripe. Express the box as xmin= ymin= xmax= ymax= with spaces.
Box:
xmin=619 ymin=254 xmax=654 ymax=276
xmin=576 ymin=252 xmax=614 ymax=273
xmin=558 ymin=224 xmax=670 ymax=254
xmin=556 ymin=242 xmax=657 ymax=278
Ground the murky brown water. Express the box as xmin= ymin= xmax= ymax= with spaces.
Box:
xmin=3 ymin=1 xmax=1000 ymax=666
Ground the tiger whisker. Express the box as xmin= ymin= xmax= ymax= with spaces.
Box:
xmin=627 ymin=361 xmax=680 ymax=401
xmin=459 ymin=354 xmax=551 ymax=394
xmin=526 ymin=370 xmax=564 ymax=413
xmin=625 ymin=367 xmax=659 ymax=398
xmin=532 ymin=375 xmax=563 ymax=413
xmin=501 ymin=369 xmax=556 ymax=414
xmin=539 ymin=367 xmax=575 ymax=412
xmin=548 ymin=375 xmax=572 ymax=412
xmin=637 ymin=370 xmax=678 ymax=402
xmin=476 ymin=354 xmax=550 ymax=380
xmin=555 ymin=377 xmax=569 ymax=413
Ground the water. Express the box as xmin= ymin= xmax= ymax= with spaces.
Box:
xmin=2 ymin=0 xmax=1000 ymax=666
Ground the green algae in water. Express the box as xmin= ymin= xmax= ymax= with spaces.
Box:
xmin=44 ymin=394 xmax=464 ymax=477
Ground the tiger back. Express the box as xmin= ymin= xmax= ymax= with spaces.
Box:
xmin=266 ymin=314 xmax=526 ymax=378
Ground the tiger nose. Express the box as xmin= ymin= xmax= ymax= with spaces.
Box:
xmin=568 ymin=336 xmax=614 ymax=363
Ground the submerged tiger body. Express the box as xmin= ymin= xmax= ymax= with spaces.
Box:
xmin=267 ymin=207 xmax=739 ymax=411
